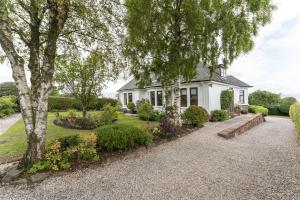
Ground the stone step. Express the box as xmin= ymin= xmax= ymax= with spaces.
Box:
xmin=218 ymin=114 xmax=265 ymax=139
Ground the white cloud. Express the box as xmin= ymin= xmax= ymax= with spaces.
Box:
xmin=229 ymin=0 xmax=300 ymax=97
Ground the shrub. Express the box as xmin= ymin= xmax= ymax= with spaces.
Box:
xmin=290 ymin=103 xmax=300 ymax=137
xmin=211 ymin=110 xmax=230 ymax=121
xmin=0 ymin=82 xmax=18 ymax=97
xmin=268 ymin=105 xmax=280 ymax=115
xmin=241 ymin=110 xmax=248 ymax=114
xmin=29 ymin=133 xmax=98 ymax=173
xmin=99 ymin=104 xmax=118 ymax=126
xmin=137 ymin=101 xmax=154 ymax=121
xmin=234 ymin=105 xmax=241 ymax=113
xmin=58 ymin=135 xmax=81 ymax=150
xmin=54 ymin=116 xmax=96 ymax=130
xmin=249 ymin=90 xmax=281 ymax=108
xmin=127 ymin=102 xmax=136 ymax=112
xmin=0 ymin=96 xmax=17 ymax=118
xmin=96 ymin=124 xmax=152 ymax=151
xmin=249 ymin=105 xmax=268 ymax=116
xmin=279 ymin=97 xmax=297 ymax=115
xmin=181 ymin=105 xmax=209 ymax=127
xmin=221 ymin=90 xmax=234 ymax=110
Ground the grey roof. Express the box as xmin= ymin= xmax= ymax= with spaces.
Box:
xmin=117 ymin=64 xmax=252 ymax=91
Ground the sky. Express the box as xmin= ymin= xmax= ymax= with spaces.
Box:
xmin=1 ymin=0 xmax=300 ymax=98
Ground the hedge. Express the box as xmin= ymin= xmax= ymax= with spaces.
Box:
xmin=290 ymin=103 xmax=300 ymax=138
xmin=48 ymin=96 xmax=118 ymax=111
xmin=249 ymin=90 xmax=281 ymax=108
xmin=221 ymin=90 xmax=234 ymax=110
xmin=0 ymin=82 xmax=18 ymax=97
xmin=279 ymin=97 xmax=297 ymax=115
xmin=249 ymin=105 xmax=268 ymax=116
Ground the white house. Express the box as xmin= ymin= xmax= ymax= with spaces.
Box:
xmin=117 ymin=64 xmax=252 ymax=113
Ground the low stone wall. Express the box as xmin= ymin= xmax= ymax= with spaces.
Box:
xmin=218 ymin=114 xmax=265 ymax=139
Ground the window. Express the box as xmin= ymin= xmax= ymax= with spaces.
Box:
xmin=150 ymin=91 xmax=155 ymax=106
xmin=181 ymin=88 xmax=187 ymax=107
xmin=239 ymin=90 xmax=245 ymax=104
xmin=128 ymin=93 xmax=133 ymax=103
xmin=124 ymin=93 xmax=127 ymax=105
xmin=221 ymin=68 xmax=226 ymax=77
xmin=190 ymin=88 xmax=198 ymax=106
xmin=165 ymin=90 xmax=172 ymax=106
xmin=157 ymin=91 xmax=163 ymax=106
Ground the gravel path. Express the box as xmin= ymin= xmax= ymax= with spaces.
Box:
xmin=0 ymin=114 xmax=21 ymax=136
xmin=0 ymin=116 xmax=299 ymax=200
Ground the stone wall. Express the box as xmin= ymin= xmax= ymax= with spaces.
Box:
xmin=218 ymin=114 xmax=265 ymax=139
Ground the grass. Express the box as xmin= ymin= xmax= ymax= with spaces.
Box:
xmin=0 ymin=111 xmax=157 ymax=163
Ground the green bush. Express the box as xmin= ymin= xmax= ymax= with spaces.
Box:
xmin=99 ymin=104 xmax=118 ymax=126
xmin=48 ymin=96 xmax=81 ymax=111
xmin=29 ymin=133 xmax=98 ymax=173
xmin=181 ymin=105 xmax=209 ymax=127
xmin=0 ymin=82 xmax=18 ymax=97
xmin=268 ymin=105 xmax=280 ymax=115
xmin=0 ymin=96 xmax=17 ymax=118
xmin=249 ymin=90 xmax=280 ymax=108
xmin=290 ymin=103 xmax=300 ymax=138
xmin=279 ymin=97 xmax=297 ymax=115
xmin=127 ymin=102 xmax=136 ymax=112
xmin=58 ymin=135 xmax=81 ymax=150
xmin=48 ymin=96 xmax=118 ymax=111
xmin=96 ymin=124 xmax=152 ymax=151
xmin=221 ymin=90 xmax=234 ymax=110
xmin=234 ymin=105 xmax=241 ymax=113
xmin=137 ymin=101 xmax=154 ymax=121
xmin=249 ymin=105 xmax=268 ymax=116
xmin=211 ymin=109 xmax=230 ymax=121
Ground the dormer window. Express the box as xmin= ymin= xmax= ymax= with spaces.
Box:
xmin=220 ymin=68 xmax=226 ymax=77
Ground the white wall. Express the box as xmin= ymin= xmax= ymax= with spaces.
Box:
xmin=145 ymin=82 xmax=210 ymax=112
xmin=118 ymin=81 xmax=249 ymax=112
xmin=118 ymin=89 xmax=146 ymax=108
xmin=208 ymin=81 xmax=249 ymax=112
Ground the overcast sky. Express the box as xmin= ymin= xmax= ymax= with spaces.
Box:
xmin=1 ymin=0 xmax=300 ymax=98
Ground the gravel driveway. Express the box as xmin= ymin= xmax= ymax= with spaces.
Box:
xmin=0 ymin=114 xmax=21 ymax=136
xmin=0 ymin=117 xmax=299 ymax=200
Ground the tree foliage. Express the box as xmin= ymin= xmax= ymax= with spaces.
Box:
xmin=279 ymin=97 xmax=297 ymax=115
xmin=249 ymin=90 xmax=281 ymax=108
xmin=124 ymin=0 xmax=275 ymax=87
xmin=55 ymin=50 xmax=113 ymax=117
xmin=0 ymin=82 xmax=18 ymax=97
xmin=0 ymin=0 xmax=124 ymax=166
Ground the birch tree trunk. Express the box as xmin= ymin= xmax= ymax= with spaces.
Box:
xmin=173 ymin=76 xmax=182 ymax=126
xmin=0 ymin=0 xmax=70 ymax=167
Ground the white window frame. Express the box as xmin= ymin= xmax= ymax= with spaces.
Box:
xmin=239 ymin=90 xmax=245 ymax=104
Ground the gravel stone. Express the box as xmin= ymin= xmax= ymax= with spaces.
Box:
xmin=30 ymin=172 xmax=50 ymax=183
xmin=0 ymin=117 xmax=299 ymax=199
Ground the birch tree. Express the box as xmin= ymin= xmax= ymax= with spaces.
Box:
xmin=124 ymin=0 xmax=275 ymax=126
xmin=0 ymin=0 xmax=123 ymax=167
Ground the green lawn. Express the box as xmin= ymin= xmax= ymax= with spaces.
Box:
xmin=0 ymin=112 xmax=157 ymax=163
